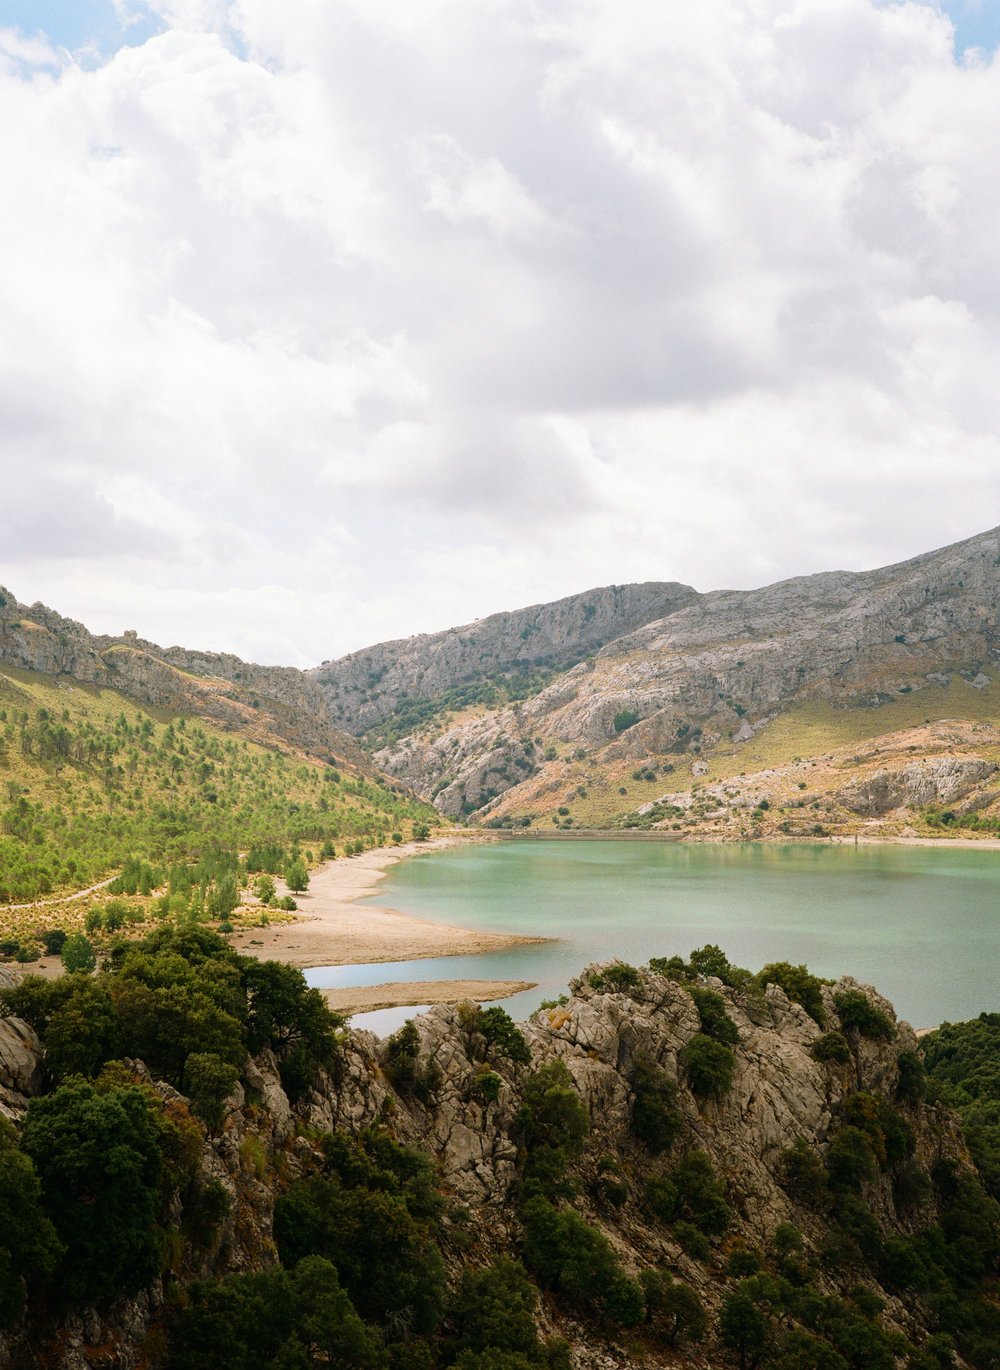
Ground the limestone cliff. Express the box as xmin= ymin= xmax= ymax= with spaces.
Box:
xmin=0 ymin=964 xmax=981 ymax=1368
xmin=310 ymin=582 xmax=699 ymax=733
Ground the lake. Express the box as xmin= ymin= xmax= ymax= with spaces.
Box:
xmin=304 ymin=840 xmax=1000 ymax=1033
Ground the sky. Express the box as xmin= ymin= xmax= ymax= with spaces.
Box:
xmin=2 ymin=0 xmax=1000 ymax=667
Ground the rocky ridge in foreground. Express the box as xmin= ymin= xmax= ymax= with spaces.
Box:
xmin=0 ymin=954 xmax=988 ymax=1369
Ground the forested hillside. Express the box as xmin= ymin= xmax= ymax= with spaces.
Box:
xmin=0 ymin=665 xmax=442 ymax=917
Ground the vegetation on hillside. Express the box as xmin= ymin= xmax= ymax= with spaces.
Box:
xmin=0 ymin=668 xmax=442 ymax=906
xmin=360 ymin=667 xmax=560 ymax=751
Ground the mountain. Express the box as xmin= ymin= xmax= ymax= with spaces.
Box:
xmin=317 ymin=527 xmax=1000 ymax=831
xmin=310 ymin=581 xmax=698 ymax=733
xmin=0 ymin=587 xmax=363 ymax=769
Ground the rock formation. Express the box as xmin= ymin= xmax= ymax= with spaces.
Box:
xmin=0 ymin=963 xmax=977 ymax=1368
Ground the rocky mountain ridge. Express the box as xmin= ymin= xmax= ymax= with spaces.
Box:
xmin=0 ymin=957 xmax=980 ymax=1368
xmin=0 ymin=588 xmax=363 ymax=768
xmin=358 ymin=526 xmax=1000 ymax=822
xmin=310 ymin=582 xmax=699 ymax=734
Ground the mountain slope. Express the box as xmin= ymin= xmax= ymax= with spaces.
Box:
xmin=345 ymin=526 xmax=1000 ymax=825
xmin=0 ymin=588 xmax=363 ymax=768
xmin=310 ymin=581 xmax=698 ymax=734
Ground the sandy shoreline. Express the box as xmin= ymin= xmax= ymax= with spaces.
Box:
xmin=230 ymin=833 xmax=548 ymax=973
xmin=320 ymin=978 xmax=535 ymax=1016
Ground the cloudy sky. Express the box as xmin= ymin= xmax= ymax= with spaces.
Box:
xmin=2 ymin=0 xmax=999 ymax=665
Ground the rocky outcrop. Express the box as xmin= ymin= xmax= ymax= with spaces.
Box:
xmin=364 ymin=526 xmax=1000 ymax=815
xmin=0 ymin=963 xmax=977 ymax=1368
xmin=0 ymin=968 xmax=43 ymax=1117
xmin=310 ymin=582 xmax=699 ymax=733
xmin=835 ymin=757 xmax=997 ymax=816
xmin=0 ymin=589 xmax=364 ymax=768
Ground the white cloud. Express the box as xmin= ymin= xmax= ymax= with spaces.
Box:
xmin=1 ymin=0 xmax=999 ymax=664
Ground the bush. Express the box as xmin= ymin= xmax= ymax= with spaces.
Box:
xmin=0 ymin=1118 xmax=61 ymax=1326
xmin=780 ymin=1138 xmax=828 ymax=1207
xmin=21 ymin=1079 xmax=171 ymax=1305
xmin=645 ymin=1150 xmax=731 ymax=1238
xmin=895 ymin=1049 xmax=927 ymax=1105
xmin=630 ymin=1057 xmax=682 ymax=1153
xmin=274 ymin=1129 xmax=446 ymax=1335
xmin=60 ymin=933 xmax=96 ymax=975
xmin=757 ymin=962 xmax=827 ymax=1025
xmin=813 ymin=1032 xmax=852 ymax=1065
xmin=833 ymin=990 xmax=895 ymax=1041
xmin=587 ymin=963 xmax=641 ymax=995
xmin=681 ymin=1033 xmax=735 ymax=1099
xmin=639 ymin=1269 xmax=707 ymax=1347
xmin=520 ymin=1194 xmax=644 ymax=1326
xmin=688 ymin=985 xmax=739 ymax=1044
xmin=826 ymin=1126 xmax=877 ymax=1191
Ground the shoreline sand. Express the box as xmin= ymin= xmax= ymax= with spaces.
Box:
xmin=230 ymin=833 xmax=548 ymax=974
xmin=320 ymin=978 xmax=536 ymax=1016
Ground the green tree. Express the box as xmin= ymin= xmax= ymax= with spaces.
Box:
xmin=681 ymin=1033 xmax=735 ymax=1099
xmin=184 ymin=1052 xmax=240 ymax=1132
xmin=720 ymin=1287 xmax=769 ymax=1369
xmin=60 ymin=933 xmax=96 ymax=975
xmin=0 ymin=1119 xmax=61 ymax=1326
xmin=284 ymin=860 xmax=309 ymax=893
xmin=21 ymin=1079 xmax=168 ymax=1304
xmin=757 ymin=962 xmax=826 ymax=1025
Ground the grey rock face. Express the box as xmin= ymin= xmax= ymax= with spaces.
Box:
xmin=310 ymin=581 xmax=699 ymax=732
xmin=0 ymin=964 xmax=974 ymax=1368
xmin=0 ymin=968 xmax=44 ymax=1115
xmin=368 ymin=525 xmax=1000 ymax=814
xmin=836 ymin=757 xmax=997 ymax=815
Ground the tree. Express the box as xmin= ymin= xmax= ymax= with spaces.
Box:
xmin=630 ymin=1057 xmax=682 ymax=1153
xmin=284 ymin=860 xmax=309 ymax=893
xmin=757 ymin=962 xmax=826 ymax=1026
xmin=184 ymin=1052 xmax=240 ymax=1132
xmin=0 ymin=1119 xmax=61 ymax=1326
xmin=21 ymin=1079 xmax=168 ymax=1304
xmin=253 ymin=874 xmax=277 ymax=906
xmin=60 ymin=933 xmax=96 ymax=975
xmin=720 ymin=1288 xmax=769 ymax=1369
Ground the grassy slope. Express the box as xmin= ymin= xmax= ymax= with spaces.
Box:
xmin=0 ymin=665 xmax=444 ymax=913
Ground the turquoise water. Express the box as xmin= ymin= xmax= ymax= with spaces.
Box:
xmin=305 ymin=841 xmax=1000 ymax=1030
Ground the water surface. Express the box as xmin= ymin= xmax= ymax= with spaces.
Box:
xmin=306 ymin=841 xmax=1000 ymax=1030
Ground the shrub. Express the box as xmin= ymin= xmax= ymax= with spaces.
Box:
xmin=833 ymin=990 xmax=895 ymax=1041
xmin=639 ymin=1269 xmax=707 ymax=1347
xmin=813 ymin=1032 xmax=852 ymax=1065
xmin=826 ymin=1126 xmax=877 ymax=1191
xmin=587 ymin=963 xmax=641 ymax=994
xmin=895 ymin=1050 xmax=927 ymax=1105
xmin=21 ymin=1079 xmax=171 ymax=1305
xmin=630 ymin=1056 xmax=682 ymax=1153
xmin=0 ymin=1118 xmax=61 ymax=1327
xmin=779 ymin=1138 xmax=828 ymax=1207
xmin=688 ymin=985 xmax=739 ymax=1044
xmin=40 ymin=929 xmax=67 ymax=956
xmin=520 ymin=1195 xmax=644 ymax=1326
xmin=757 ymin=962 xmax=827 ymax=1025
xmin=681 ymin=1033 xmax=735 ymax=1099
xmin=60 ymin=933 xmax=96 ymax=975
